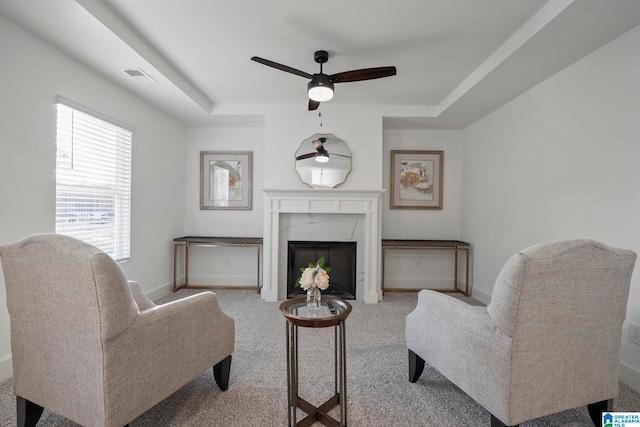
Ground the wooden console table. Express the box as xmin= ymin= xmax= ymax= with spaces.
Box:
xmin=381 ymin=239 xmax=471 ymax=296
xmin=173 ymin=236 xmax=263 ymax=293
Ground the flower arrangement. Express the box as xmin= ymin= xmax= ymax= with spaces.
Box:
xmin=296 ymin=257 xmax=331 ymax=291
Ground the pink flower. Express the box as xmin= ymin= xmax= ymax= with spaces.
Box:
xmin=314 ymin=268 xmax=330 ymax=290
xmin=299 ymin=267 xmax=315 ymax=290
xmin=296 ymin=257 xmax=332 ymax=291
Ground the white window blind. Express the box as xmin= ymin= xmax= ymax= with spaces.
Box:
xmin=213 ymin=165 xmax=229 ymax=204
xmin=55 ymin=99 xmax=132 ymax=261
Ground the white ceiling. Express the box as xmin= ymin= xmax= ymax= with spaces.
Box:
xmin=2 ymin=0 xmax=640 ymax=128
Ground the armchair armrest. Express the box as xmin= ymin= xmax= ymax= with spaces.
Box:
xmin=128 ymin=280 xmax=156 ymax=311
xmin=102 ymin=291 xmax=234 ymax=426
xmin=406 ymin=290 xmax=512 ymax=420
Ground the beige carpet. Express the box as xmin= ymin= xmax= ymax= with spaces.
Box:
xmin=1 ymin=289 xmax=639 ymax=426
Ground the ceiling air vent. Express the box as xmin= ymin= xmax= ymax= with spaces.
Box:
xmin=121 ymin=68 xmax=158 ymax=84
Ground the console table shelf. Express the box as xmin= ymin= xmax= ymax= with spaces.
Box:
xmin=173 ymin=236 xmax=263 ymax=293
xmin=381 ymin=239 xmax=471 ymax=296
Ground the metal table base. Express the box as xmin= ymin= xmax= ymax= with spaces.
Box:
xmin=281 ymin=297 xmax=352 ymax=427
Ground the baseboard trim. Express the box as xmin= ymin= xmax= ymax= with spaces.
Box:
xmin=471 ymin=287 xmax=491 ymax=305
xmin=0 ymin=355 xmax=12 ymax=381
xmin=146 ymin=281 xmax=173 ymax=302
xmin=620 ymin=362 xmax=640 ymax=393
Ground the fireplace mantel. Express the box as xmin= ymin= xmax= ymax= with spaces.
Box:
xmin=262 ymin=189 xmax=384 ymax=303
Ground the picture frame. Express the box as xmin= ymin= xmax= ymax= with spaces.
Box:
xmin=200 ymin=151 xmax=252 ymax=210
xmin=390 ymin=150 xmax=443 ymax=210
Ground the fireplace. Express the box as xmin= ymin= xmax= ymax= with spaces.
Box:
xmin=261 ymin=189 xmax=384 ymax=303
xmin=287 ymin=241 xmax=357 ymax=299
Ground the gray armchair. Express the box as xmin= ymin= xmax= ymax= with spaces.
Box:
xmin=0 ymin=233 xmax=235 ymax=427
xmin=406 ymin=239 xmax=636 ymax=427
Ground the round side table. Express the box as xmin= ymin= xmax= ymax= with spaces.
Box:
xmin=280 ymin=296 xmax=352 ymax=427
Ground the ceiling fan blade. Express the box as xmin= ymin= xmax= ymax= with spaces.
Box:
xmin=296 ymin=152 xmax=317 ymax=161
xmin=328 ymin=152 xmax=351 ymax=159
xmin=308 ymin=99 xmax=320 ymax=111
xmin=330 ymin=66 xmax=397 ymax=83
xmin=251 ymin=57 xmax=313 ymax=79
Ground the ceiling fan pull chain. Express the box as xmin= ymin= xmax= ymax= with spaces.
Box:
xmin=319 ymin=109 xmax=323 ymax=127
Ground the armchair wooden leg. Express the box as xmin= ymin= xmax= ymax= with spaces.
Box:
xmin=213 ymin=354 xmax=232 ymax=391
xmin=16 ymin=396 xmax=44 ymax=427
xmin=408 ymin=349 xmax=425 ymax=383
xmin=587 ymin=399 xmax=613 ymax=427
xmin=491 ymin=414 xmax=517 ymax=427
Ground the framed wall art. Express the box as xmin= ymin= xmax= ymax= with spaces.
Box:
xmin=200 ymin=151 xmax=252 ymax=210
xmin=390 ymin=150 xmax=443 ymax=210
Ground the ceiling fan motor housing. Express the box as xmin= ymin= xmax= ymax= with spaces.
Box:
xmin=314 ymin=50 xmax=329 ymax=64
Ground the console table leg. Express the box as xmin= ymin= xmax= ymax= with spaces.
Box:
xmin=256 ymin=245 xmax=261 ymax=293
xmin=381 ymin=247 xmax=387 ymax=296
xmin=173 ymin=244 xmax=178 ymax=292
xmin=184 ymin=244 xmax=189 ymax=287
xmin=454 ymin=246 xmax=459 ymax=293
xmin=465 ymin=248 xmax=470 ymax=296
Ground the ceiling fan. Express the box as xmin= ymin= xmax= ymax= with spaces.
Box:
xmin=296 ymin=137 xmax=351 ymax=163
xmin=251 ymin=50 xmax=396 ymax=110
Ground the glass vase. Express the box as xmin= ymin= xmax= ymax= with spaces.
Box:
xmin=306 ymin=287 xmax=322 ymax=310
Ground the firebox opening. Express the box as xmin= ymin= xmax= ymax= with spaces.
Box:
xmin=287 ymin=241 xmax=357 ymax=299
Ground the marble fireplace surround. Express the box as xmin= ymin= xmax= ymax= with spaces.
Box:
xmin=262 ymin=189 xmax=384 ymax=303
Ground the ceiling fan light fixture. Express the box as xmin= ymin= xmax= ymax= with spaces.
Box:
xmin=308 ymin=76 xmax=334 ymax=102
xmin=315 ymin=153 xmax=330 ymax=163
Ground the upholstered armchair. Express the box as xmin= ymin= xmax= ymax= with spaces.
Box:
xmin=406 ymin=239 xmax=636 ymax=427
xmin=0 ymin=234 xmax=235 ymax=427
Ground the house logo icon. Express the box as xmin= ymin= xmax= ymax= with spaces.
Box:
xmin=603 ymin=413 xmax=613 ymax=427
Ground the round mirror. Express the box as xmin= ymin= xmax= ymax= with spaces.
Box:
xmin=295 ymin=133 xmax=352 ymax=189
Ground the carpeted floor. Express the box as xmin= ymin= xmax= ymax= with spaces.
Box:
xmin=1 ymin=290 xmax=639 ymax=426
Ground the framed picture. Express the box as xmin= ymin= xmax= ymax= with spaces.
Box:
xmin=390 ymin=150 xmax=443 ymax=210
xmin=200 ymin=151 xmax=252 ymax=210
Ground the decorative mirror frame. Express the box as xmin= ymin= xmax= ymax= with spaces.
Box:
xmin=294 ymin=133 xmax=352 ymax=189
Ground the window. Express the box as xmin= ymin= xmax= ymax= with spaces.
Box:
xmin=55 ymin=97 xmax=133 ymax=261
xmin=213 ymin=165 xmax=229 ymax=203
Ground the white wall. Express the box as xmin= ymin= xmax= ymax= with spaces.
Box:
xmin=180 ymin=126 xmax=265 ymax=287
xmin=181 ymin=106 xmax=468 ymax=293
xmin=382 ymin=129 xmax=462 ymax=239
xmin=263 ymin=105 xmax=385 ymax=190
xmin=381 ymin=129 xmax=464 ymax=289
xmin=180 ymin=105 xmax=387 ymax=288
xmin=461 ymin=24 xmax=640 ymax=389
xmin=0 ymin=15 xmax=186 ymax=379
xmin=184 ymin=126 xmax=265 ymax=237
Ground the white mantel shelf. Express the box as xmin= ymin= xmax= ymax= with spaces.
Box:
xmin=262 ymin=189 xmax=385 ymax=303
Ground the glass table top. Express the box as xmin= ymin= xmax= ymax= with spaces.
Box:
xmin=280 ymin=297 xmax=352 ymax=326
xmin=287 ymin=300 xmax=347 ymax=319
